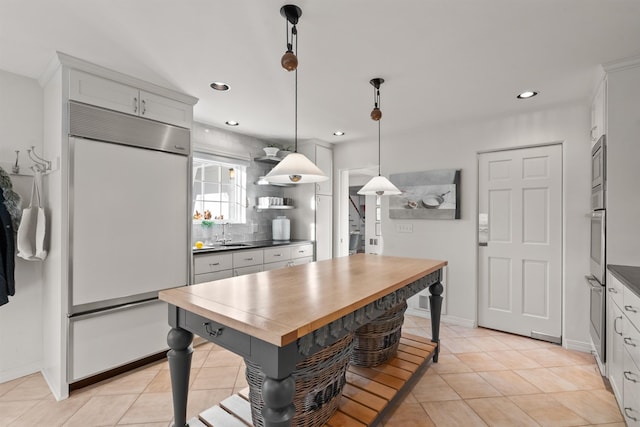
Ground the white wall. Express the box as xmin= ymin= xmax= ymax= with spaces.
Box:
xmin=334 ymin=102 xmax=592 ymax=348
xmin=0 ymin=70 xmax=44 ymax=381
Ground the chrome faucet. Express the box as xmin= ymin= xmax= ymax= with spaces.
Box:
xmin=217 ymin=223 xmax=232 ymax=244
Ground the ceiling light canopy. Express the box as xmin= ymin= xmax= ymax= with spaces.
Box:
xmin=358 ymin=78 xmax=402 ymax=196
xmin=225 ymin=120 xmax=239 ymax=126
xmin=265 ymin=5 xmax=328 ymax=185
xmin=333 ymin=131 xmax=345 ymax=136
xmin=517 ymin=90 xmax=538 ymax=99
xmin=210 ymin=82 xmax=230 ymax=91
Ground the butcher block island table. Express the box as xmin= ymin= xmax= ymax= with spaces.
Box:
xmin=159 ymin=254 xmax=447 ymax=427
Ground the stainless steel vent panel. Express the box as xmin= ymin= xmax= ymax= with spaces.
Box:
xmin=69 ymin=101 xmax=190 ymax=155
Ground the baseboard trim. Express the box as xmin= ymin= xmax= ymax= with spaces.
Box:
xmin=41 ymin=367 xmax=68 ymax=401
xmin=565 ymin=339 xmax=594 ymax=354
xmin=0 ymin=362 xmax=42 ymax=384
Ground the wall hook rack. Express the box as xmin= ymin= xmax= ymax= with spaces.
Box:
xmin=27 ymin=146 xmax=52 ymax=174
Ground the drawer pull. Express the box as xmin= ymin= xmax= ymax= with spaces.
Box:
xmin=209 ymin=262 xmax=220 ymax=266
xmin=624 ymin=371 xmax=638 ymax=383
xmin=203 ymin=322 xmax=224 ymax=337
xmin=625 ymin=305 xmax=638 ymax=313
xmin=614 ymin=316 xmax=623 ymax=335
xmin=608 ymin=287 xmax=618 ymax=293
xmin=244 ymin=257 xmax=254 ymax=261
xmin=298 ymin=250 xmax=305 ymax=253
xmin=274 ymin=254 xmax=282 ymax=257
xmin=624 ymin=337 xmax=637 ymax=347
xmin=625 ymin=408 xmax=639 ymax=422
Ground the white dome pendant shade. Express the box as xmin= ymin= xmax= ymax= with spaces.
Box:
xmin=358 ymin=175 xmax=401 ymax=196
xmin=358 ymin=77 xmax=401 ymax=196
xmin=264 ymin=152 xmax=329 ymax=183
xmin=264 ymin=4 xmax=328 ymax=185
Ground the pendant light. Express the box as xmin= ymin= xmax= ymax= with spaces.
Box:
xmin=358 ymin=78 xmax=402 ymax=196
xmin=265 ymin=5 xmax=328 ymax=184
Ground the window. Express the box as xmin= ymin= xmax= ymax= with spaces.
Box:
xmin=192 ymin=153 xmax=247 ymax=224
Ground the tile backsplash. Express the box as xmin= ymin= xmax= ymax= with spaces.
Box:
xmin=191 ymin=123 xmax=292 ymax=244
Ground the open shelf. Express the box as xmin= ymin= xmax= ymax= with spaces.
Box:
xmin=254 ymin=205 xmax=295 ymax=211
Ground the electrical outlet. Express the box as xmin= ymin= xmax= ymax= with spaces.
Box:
xmin=396 ymin=223 xmax=413 ymax=233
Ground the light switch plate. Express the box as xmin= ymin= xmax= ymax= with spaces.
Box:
xmin=396 ymin=223 xmax=413 ymax=233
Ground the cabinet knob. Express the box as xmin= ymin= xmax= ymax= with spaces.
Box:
xmin=209 ymin=262 xmax=220 ymax=266
xmin=274 ymin=253 xmax=282 ymax=257
xmin=133 ymin=97 xmax=138 ymax=113
xmin=624 ymin=337 xmax=637 ymax=347
xmin=245 ymin=257 xmax=254 ymax=261
xmin=608 ymin=287 xmax=618 ymax=293
xmin=624 ymin=305 xmax=638 ymax=313
xmin=141 ymin=99 xmax=146 ymax=114
xmin=624 ymin=371 xmax=638 ymax=383
xmin=624 ymin=408 xmax=639 ymax=422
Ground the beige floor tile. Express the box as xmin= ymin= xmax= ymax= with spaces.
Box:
xmin=548 ymin=364 xmax=605 ymax=390
xmin=456 ymin=352 xmax=508 ymax=371
xmin=117 ymin=392 xmax=174 ymax=424
xmin=411 ymin=374 xmax=461 ymax=402
xmin=143 ymin=368 xmax=199 ymax=393
xmin=429 ymin=354 xmax=473 ymax=374
xmin=403 ymin=392 xmax=419 ymax=404
xmin=383 ymin=402 xmax=435 ymax=426
xmin=0 ymin=376 xmax=27 ymax=398
xmin=514 ymin=368 xmax=579 ymax=392
xmin=94 ymin=369 xmax=159 ymax=396
xmin=421 ymin=400 xmax=488 ymax=426
xmin=437 ymin=326 xmax=462 ymax=338
xmin=185 ymin=389 xmax=234 ymax=420
xmin=509 ymin=394 xmax=588 ymax=426
xmin=115 ymin=423 xmax=170 ymax=427
xmin=234 ymin=368 xmax=249 ymax=390
xmin=0 ymin=400 xmax=39 ymax=425
xmin=62 ymin=394 xmax=138 ymax=427
xmin=440 ymin=372 xmax=502 ymax=399
xmin=8 ymin=395 xmax=90 ymax=427
xmin=552 ymin=390 xmax=624 ymax=424
xmin=441 ymin=337 xmax=482 ymax=353
xmin=465 ymin=396 xmax=539 ymax=427
xmin=486 ymin=350 xmax=542 ymax=369
xmin=589 ymin=423 xmax=627 ymax=427
xmin=494 ymin=334 xmax=555 ymax=350
xmin=447 ymin=326 xmax=496 ymax=338
xmin=202 ymin=349 xmax=244 ymax=368
xmin=191 ymin=366 xmax=239 ymax=390
xmin=520 ymin=347 xmax=596 ymax=367
xmin=0 ymin=374 xmax=53 ymax=401
xmin=402 ymin=327 xmax=431 ymax=339
xmin=465 ymin=336 xmax=512 ymax=351
xmin=478 ymin=370 xmax=542 ymax=396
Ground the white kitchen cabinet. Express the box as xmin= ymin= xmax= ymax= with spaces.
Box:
xmin=194 ymin=270 xmax=233 ymax=284
xmin=232 ymin=249 xmax=264 ymax=268
xmin=263 ymin=260 xmax=291 ymax=271
xmin=69 ymin=300 xmax=168 ymax=382
xmin=291 ymin=243 xmax=314 ymax=259
xmin=591 ymin=76 xmax=607 ymax=146
xmin=624 ymin=345 xmax=640 ymax=425
xmin=234 ymin=265 xmax=264 ymax=276
xmin=291 ymin=256 xmax=313 ymax=266
xmin=315 ymin=195 xmax=333 ymax=261
xmin=70 ymin=69 xmax=192 ymax=128
xmin=264 ymin=246 xmax=292 ymax=263
xmin=315 ymin=145 xmax=333 ymax=195
xmin=607 ymin=290 xmax=624 ymax=403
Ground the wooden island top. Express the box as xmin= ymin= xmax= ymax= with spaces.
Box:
xmin=160 ymin=254 xmax=446 ymax=347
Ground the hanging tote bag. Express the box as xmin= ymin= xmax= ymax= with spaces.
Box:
xmin=17 ymin=172 xmax=47 ymax=261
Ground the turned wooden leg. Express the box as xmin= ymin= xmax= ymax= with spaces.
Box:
xmin=167 ymin=327 xmax=193 ymax=427
xmin=429 ymin=281 xmax=444 ymax=362
xmin=262 ymin=375 xmax=296 ymax=427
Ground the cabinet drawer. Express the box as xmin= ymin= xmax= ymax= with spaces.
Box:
xmin=69 ymin=299 xmax=168 ymax=381
xmin=291 ymin=244 xmax=313 ymax=259
xmin=183 ymin=311 xmax=250 ymax=356
xmin=233 ymin=249 xmax=263 ymax=268
xmin=624 ymin=286 xmax=640 ymax=332
xmin=234 ymin=265 xmax=263 ymax=277
xmin=194 ymin=270 xmax=233 ymax=284
xmin=264 ymin=246 xmax=291 ymax=264
xmin=263 ymin=260 xmax=291 ymax=272
xmin=194 ymin=253 xmax=233 ymax=274
xmin=608 ymin=273 xmax=624 ymax=310
xmin=624 ymin=312 xmax=640 ymax=369
xmin=291 ymin=256 xmax=313 ymax=266
xmin=623 ymin=349 xmax=640 ymax=425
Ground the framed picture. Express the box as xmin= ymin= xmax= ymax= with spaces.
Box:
xmin=389 ymin=169 xmax=461 ymax=219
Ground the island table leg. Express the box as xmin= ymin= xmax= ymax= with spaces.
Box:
xmin=429 ymin=280 xmax=444 ymax=362
xmin=261 ymin=375 xmax=296 ymax=427
xmin=167 ymin=327 xmax=193 ymax=427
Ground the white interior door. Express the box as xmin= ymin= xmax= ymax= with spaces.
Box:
xmin=478 ymin=144 xmax=562 ymax=342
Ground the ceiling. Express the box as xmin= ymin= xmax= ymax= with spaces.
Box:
xmin=2 ymin=0 xmax=640 ymax=146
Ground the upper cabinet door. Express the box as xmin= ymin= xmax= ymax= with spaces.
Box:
xmin=315 ymin=145 xmax=333 ymax=195
xmin=139 ymin=91 xmax=192 ymax=129
xmin=70 ymin=70 xmax=138 ymax=115
xmin=591 ymin=78 xmax=607 ymax=146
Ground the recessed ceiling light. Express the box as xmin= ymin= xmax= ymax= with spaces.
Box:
xmin=225 ymin=120 xmax=239 ymax=126
xmin=333 ymin=131 xmax=345 ymax=136
xmin=517 ymin=91 xmax=538 ymax=99
xmin=210 ymin=82 xmax=230 ymax=91
xmin=204 ymin=129 xmax=209 ymax=133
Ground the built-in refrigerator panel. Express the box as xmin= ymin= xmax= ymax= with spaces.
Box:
xmin=69 ymin=136 xmax=189 ymax=313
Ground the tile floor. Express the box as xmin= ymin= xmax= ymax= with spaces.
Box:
xmin=0 ymin=315 xmax=626 ymax=427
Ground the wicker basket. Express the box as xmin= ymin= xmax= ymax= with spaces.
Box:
xmin=351 ymin=301 xmax=408 ymax=367
xmin=245 ymin=332 xmax=355 ymax=427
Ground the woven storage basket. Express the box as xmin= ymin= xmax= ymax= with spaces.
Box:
xmin=245 ymin=332 xmax=355 ymax=427
xmin=351 ymin=301 xmax=408 ymax=367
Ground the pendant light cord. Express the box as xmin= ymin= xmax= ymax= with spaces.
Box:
xmin=294 ymin=27 xmax=298 ymax=153
xmin=378 ymin=119 xmax=381 ymax=177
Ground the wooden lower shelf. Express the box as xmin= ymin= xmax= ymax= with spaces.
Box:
xmin=189 ymin=333 xmax=437 ymax=427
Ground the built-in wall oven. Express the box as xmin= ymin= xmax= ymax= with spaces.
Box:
xmin=587 ymin=134 xmax=606 ymax=364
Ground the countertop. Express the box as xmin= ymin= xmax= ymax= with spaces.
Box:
xmin=608 ymin=264 xmax=640 ymax=298
xmin=193 ymin=239 xmax=312 ymax=254
xmin=160 ymin=254 xmax=447 ymax=346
